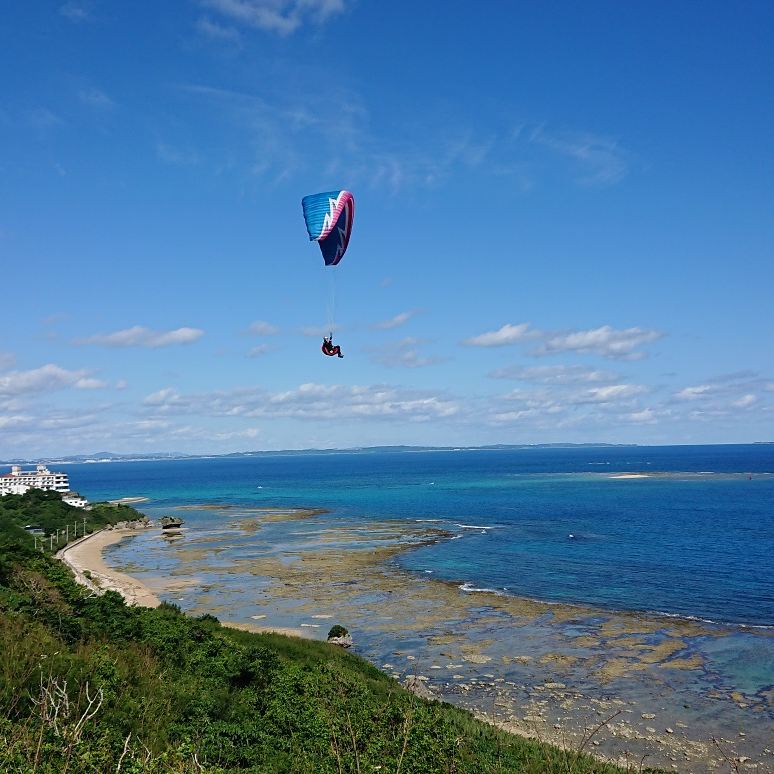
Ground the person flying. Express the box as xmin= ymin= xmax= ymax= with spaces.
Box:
xmin=321 ymin=335 xmax=343 ymax=358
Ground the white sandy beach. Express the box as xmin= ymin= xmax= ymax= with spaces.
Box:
xmin=58 ymin=528 xmax=161 ymax=607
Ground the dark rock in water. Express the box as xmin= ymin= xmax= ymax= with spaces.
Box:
xmin=160 ymin=516 xmax=184 ymax=530
xmin=404 ymin=675 xmax=436 ymax=700
xmin=327 ymin=634 xmax=353 ymax=648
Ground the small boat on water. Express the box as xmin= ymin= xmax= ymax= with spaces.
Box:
xmin=159 ymin=516 xmax=184 ymax=530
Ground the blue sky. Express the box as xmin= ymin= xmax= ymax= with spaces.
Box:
xmin=1 ymin=1 xmax=773 ymax=457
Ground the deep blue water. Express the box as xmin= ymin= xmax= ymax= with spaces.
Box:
xmin=60 ymin=445 xmax=774 ymax=626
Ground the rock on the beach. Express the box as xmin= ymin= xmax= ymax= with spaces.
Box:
xmin=327 ymin=634 xmax=353 ymax=648
xmin=404 ymin=675 xmax=436 ymax=701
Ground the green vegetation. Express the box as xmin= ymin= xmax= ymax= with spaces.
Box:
xmin=327 ymin=624 xmax=349 ymax=639
xmin=0 ymin=491 xmax=648 ymax=772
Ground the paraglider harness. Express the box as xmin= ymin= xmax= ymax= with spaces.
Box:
xmin=322 ymin=334 xmax=343 ymax=358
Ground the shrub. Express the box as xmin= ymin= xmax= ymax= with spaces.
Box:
xmin=327 ymin=624 xmax=348 ymax=639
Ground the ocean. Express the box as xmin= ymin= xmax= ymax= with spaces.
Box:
xmin=64 ymin=444 xmax=774 ymax=627
xmin=57 ymin=443 xmax=774 ymax=769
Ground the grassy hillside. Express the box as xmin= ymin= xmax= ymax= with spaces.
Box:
xmin=0 ymin=491 xmax=648 ymax=772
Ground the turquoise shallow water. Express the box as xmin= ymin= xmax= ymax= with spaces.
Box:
xmin=64 ymin=444 xmax=774 ymax=626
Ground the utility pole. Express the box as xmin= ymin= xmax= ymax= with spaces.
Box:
xmin=50 ymin=534 xmax=53 ymax=551
xmin=66 ymin=524 xmax=69 ymax=541
xmin=83 ymin=517 xmax=87 ymax=536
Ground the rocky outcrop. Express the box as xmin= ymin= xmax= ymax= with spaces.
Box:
xmin=327 ymin=634 xmax=353 ymax=648
xmin=403 ymin=675 xmax=436 ymax=701
xmin=108 ymin=518 xmax=151 ymax=530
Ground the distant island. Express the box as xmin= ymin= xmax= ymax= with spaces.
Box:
xmin=1 ymin=442 xmax=639 ymax=466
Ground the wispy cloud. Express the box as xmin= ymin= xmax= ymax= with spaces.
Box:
xmin=372 ymin=310 xmax=421 ymax=330
xmin=77 ymin=326 xmax=204 ymax=348
xmin=247 ymin=344 xmax=271 ymax=357
xmin=25 ymin=107 xmax=64 ymax=131
xmin=59 ymin=2 xmax=91 ymax=22
xmin=245 ymin=320 xmax=279 ymax=335
xmin=156 ymin=142 xmax=199 ymax=166
xmin=675 ymin=385 xmax=712 ymax=400
xmin=78 ymin=87 xmax=114 ymax=109
xmin=489 ymin=378 xmax=652 ymax=429
xmin=530 ymin=126 xmax=630 ymax=187
xmin=462 ymin=323 xmax=540 ymax=347
xmin=201 ymin=0 xmax=347 ymax=36
xmin=176 ymin=84 xmax=502 ymax=191
xmin=142 ymin=381 xmax=460 ymax=423
xmin=370 ymin=337 xmax=444 ymax=369
xmin=196 ymin=15 xmax=242 ymax=42
xmin=536 ymin=325 xmax=663 ymax=360
xmin=489 ymin=364 xmax=619 ymax=383
xmin=672 ymin=372 xmax=770 ymax=415
xmin=579 ymin=384 xmax=648 ymax=403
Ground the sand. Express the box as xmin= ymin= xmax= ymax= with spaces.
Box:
xmin=221 ymin=620 xmax=311 ymax=639
xmin=57 ymin=528 xmax=161 ymax=607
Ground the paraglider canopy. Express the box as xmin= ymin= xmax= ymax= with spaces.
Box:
xmin=301 ymin=190 xmax=355 ymax=266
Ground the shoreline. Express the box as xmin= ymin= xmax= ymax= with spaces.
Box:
xmin=58 ymin=527 xmax=313 ymax=638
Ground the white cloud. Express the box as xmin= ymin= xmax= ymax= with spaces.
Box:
xmin=580 ymin=384 xmax=647 ymax=403
xmin=75 ymin=377 xmax=108 ymax=390
xmin=624 ymin=408 xmax=659 ymax=424
xmin=489 ymin=364 xmax=618 ymax=384
xmin=248 ymin=344 xmax=271 ymax=357
xmin=372 ymin=310 xmax=419 ymax=330
xmin=675 ymin=385 xmax=712 ymax=400
xmin=536 ymin=325 xmax=663 ymax=360
xmin=144 ymin=387 xmax=183 ymax=407
xmin=246 ymin=320 xmax=279 ymax=335
xmin=78 ymin=326 xmax=204 ymax=348
xmin=462 ymin=323 xmax=539 ymax=347
xmin=201 ymin=0 xmax=347 ymax=35
xmin=0 ymin=364 xmax=96 ymax=396
xmin=733 ymin=394 xmax=757 ymax=408
xmin=141 ymin=381 xmax=460 ymax=423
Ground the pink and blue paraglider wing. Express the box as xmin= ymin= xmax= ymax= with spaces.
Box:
xmin=301 ymin=190 xmax=354 ymax=266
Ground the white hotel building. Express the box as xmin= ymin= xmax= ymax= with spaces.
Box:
xmin=0 ymin=464 xmax=71 ymax=496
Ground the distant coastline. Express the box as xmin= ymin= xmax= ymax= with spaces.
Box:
xmin=7 ymin=440 xmax=774 ymax=468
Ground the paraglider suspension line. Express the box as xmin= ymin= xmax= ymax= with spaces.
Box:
xmin=326 ymin=269 xmax=336 ymax=335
